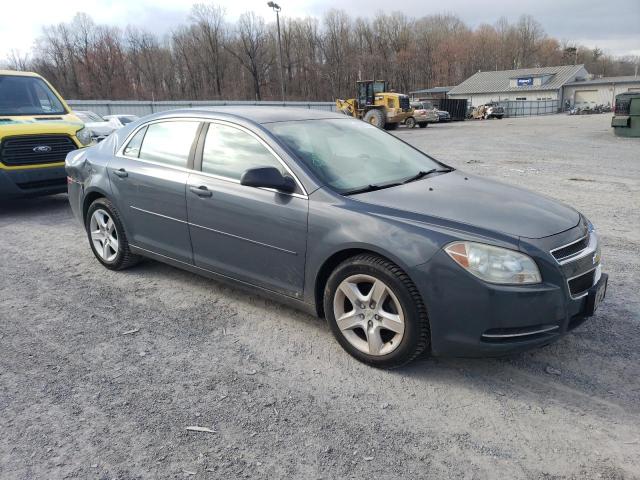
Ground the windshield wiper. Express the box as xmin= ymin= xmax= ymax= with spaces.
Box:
xmin=342 ymin=182 xmax=402 ymax=196
xmin=402 ymin=167 xmax=454 ymax=184
xmin=343 ymin=167 xmax=454 ymax=195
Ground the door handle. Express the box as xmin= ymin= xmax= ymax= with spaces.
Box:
xmin=189 ymin=185 xmax=213 ymax=197
xmin=113 ymin=168 xmax=128 ymax=178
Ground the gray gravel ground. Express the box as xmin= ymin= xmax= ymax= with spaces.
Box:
xmin=1 ymin=113 xmax=639 ymax=479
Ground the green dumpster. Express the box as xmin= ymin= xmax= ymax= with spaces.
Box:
xmin=612 ymin=92 xmax=640 ymax=138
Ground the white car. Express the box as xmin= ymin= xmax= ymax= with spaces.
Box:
xmin=103 ymin=114 xmax=139 ymax=128
xmin=73 ymin=110 xmax=118 ymax=141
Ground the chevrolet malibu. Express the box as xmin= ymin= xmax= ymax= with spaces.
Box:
xmin=66 ymin=108 xmax=607 ymax=368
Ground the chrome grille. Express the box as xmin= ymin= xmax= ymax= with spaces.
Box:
xmin=551 ymin=234 xmax=590 ymax=262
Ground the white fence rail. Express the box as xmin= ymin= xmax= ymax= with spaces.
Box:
xmin=66 ymin=100 xmax=336 ymax=117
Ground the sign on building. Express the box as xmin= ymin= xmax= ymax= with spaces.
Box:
xmin=517 ymin=77 xmax=534 ymax=86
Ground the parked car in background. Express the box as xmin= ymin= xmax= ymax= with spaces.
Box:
xmin=103 ymin=114 xmax=139 ymax=128
xmin=433 ymin=108 xmax=451 ymax=122
xmin=404 ymin=102 xmax=439 ymax=128
xmin=67 ymin=107 xmax=607 ymax=368
xmin=73 ymin=110 xmax=117 ymax=141
xmin=0 ymin=70 xmax=91 ymax=198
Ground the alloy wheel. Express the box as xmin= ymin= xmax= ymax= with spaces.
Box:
xmin=89 ymin=209 xmax=119 ymax=262
xmin=332 ymin=274 xmax=405 ymax=356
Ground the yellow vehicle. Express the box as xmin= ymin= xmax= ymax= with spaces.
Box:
xmin=336 ymin=80 xmax=413 ymax=130
xmin=0 ymin=70 xmax=91 ymax=199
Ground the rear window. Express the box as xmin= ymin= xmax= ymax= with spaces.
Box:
xmin=75 ymin=111 xmax=104 ymax=122
xmin=0 ymin=75 xmax=66 ymax=116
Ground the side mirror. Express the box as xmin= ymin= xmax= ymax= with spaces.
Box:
xmin=240 ymin=166 xmax=296 ymax=193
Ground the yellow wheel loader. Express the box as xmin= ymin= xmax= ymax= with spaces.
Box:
xmin=335 ymin=80 xmax=413 ymax=130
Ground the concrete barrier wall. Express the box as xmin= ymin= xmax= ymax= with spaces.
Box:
xmin=67 ymin=100 xmax=336 ymax=117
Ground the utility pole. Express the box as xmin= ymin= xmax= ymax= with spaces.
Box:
xmin=267 ymin=1 xmax=286 ymax=103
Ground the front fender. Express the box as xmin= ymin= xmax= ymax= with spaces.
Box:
xmin=303 ymin=188 xmax=521 ymax=306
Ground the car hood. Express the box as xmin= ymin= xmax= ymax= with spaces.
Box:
xmin=352 ymin=171 xmax=580 ymax=239
xmin=83 ymin=121 xmax=115 ymax=134
xmin=0 ymin=114 xmax=83 ymax=139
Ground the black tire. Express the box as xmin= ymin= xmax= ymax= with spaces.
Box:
xmin=496 ymin=116 xmax=503 ymax=120
xmin=405 ymin=117 xmax=416 ymax=129
xmin=85 ymin=197 xmax=140 ymax=270
xmin=323 ymin=254 xmax=430 ymax=368
xmin=363 ymin=109 xmax=385 ymax=129
xmin=418 ymin=122 xmax=428 ymax=128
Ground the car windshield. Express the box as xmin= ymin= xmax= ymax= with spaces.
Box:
xmin=267 ymin=119 xmax=447 ymax=194
xmin=0 ymin=75 xmax=66 ymax=116
xmin=75 ymin=111 xmax=104 ymax=122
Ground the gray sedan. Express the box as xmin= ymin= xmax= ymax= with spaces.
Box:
xmin=66 ymin=107 xmax=607 ymax=368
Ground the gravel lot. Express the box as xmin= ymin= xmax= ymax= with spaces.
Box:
xmin=1 ymin=113 xmax=639 ymax=479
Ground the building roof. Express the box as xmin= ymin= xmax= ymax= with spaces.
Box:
xmin=449 ymin=65 xmax=586 ymax=95
xmin=565 ymin=75 xmax=640 ymax=86
xmin=409 ymin=86 xmax=453 ymax=95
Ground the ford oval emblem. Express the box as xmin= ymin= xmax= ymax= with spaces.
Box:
xmin=33 ymin=145 xmax=52 ymax=153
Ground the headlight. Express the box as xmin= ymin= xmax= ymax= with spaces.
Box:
xmin=75 ymin=127 xmax=92 ymax=146
xmin=444 ymin=241 xmax=542 ymax=284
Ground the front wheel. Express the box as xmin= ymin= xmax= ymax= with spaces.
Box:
xmin=86 ymin=197 xmax=140 ymax=270
xmin=405 ymin=117 xmax=416 ymax=128
xmin=324 ymin=254 xmax=430 ymax=368
xmin=363 ymin=109 xmax=385 ymax=128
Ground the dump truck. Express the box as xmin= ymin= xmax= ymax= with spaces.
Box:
xmin=336 ymin=80 xmax=413 ymax=129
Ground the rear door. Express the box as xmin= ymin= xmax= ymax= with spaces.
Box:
xmin=186 ymin=121 xmax=309 ymax=298
xmin=108 ymin=119 xmax=201 ymax=263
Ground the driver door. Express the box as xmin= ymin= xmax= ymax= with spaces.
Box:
xmin=186 ymin=122 xmax=308 ymax=298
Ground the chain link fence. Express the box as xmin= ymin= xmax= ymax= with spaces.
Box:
xmin=495 ymin=100 xmax=559 ymax=117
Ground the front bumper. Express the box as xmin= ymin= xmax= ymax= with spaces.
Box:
xmin=0 ymin=164 xmax=67 ymax=199
xmin=410 ymin=228 xmax=606 ymax=357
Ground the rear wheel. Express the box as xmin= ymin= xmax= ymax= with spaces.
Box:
xmin=405 ymin=117 xmax=416 ymax=128
xmin=324 ymin=254 xmax=430 ymax=368
xmin=418 ymin=122 xmax=428 ymax=128
xmin=363 ymin=109 xmax=385 ymax=129
xmin=86 ymin=197 xmax=140 ymax=270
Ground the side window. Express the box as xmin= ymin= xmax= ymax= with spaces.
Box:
xmin=138 ymin=121 xmax=200 ymax=168
xmin=201 ymin=123 xmax=283 ymax=180
xmin=123 ymin=127 xmax=146 ymax=158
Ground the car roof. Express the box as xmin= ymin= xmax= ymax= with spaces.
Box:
xmin=146 ymin=106 xmax=345 ymax=125
xmin=0 ymin=70 xmax=42 ymax=78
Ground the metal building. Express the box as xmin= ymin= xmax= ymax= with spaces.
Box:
xmin=447 ymin=65 xmax=589 ymax=110
xmin=563 ymin=76 xmax=640 ymax=109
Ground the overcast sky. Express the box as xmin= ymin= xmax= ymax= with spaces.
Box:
xmin=2 ymin=0 xmax=639 ymax=60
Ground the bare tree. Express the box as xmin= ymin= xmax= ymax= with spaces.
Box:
xmin=225 ymin=12 xmax=272 ymax=100
xmin=15 ymin=9 xmax=637 ymax=101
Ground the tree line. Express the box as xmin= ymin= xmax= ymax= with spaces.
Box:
xmin=4 ymin=6 xmax=639 ymax=101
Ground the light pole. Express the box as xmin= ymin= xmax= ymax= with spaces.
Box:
xmin=268 ymin=1 xmax=286 ymax=102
